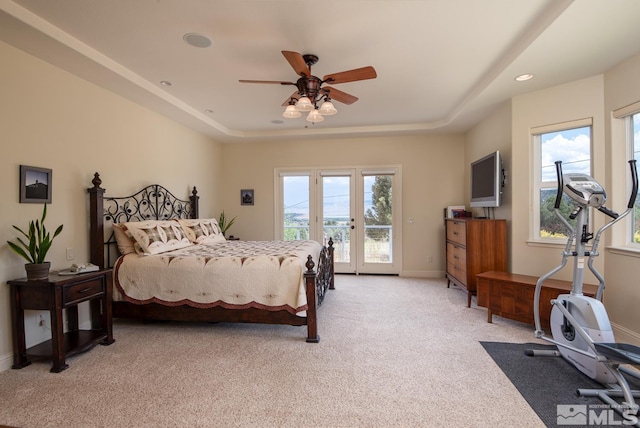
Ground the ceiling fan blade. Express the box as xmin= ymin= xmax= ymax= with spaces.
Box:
xmin=239 ymin=79 xmax=296 ymax=85
xmin=282 ymin=91 xmax=300 ymax=107
xmin=323 ymin=66 xmax=377 ymax=84
xmin=321 ymin=87 xmax=358 ymax=105
xmin=282 ymin=51 xmax=310 ymax=77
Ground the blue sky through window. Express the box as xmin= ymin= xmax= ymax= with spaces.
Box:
xmin=283 ymin=175 xmax=374 ymax=220
xmin=541 ymin=126 xmax=591 ymax=181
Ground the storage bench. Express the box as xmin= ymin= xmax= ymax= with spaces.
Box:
xmin=476 ymin=271 xmax=598 ymax=329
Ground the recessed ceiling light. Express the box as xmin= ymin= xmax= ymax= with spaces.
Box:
xmin=183 ymin=33 xmax=212 ymax=48
xmin=160 ymin=80 xmax=172 ymax=86
xmin=515 ymin=73 xmax=534 ymax=82
xmin=205 ymin=109 xmax=214 ymax=114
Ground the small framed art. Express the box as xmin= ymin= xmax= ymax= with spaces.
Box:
xmin=20 ymin=165 xmax=52 ymax=203
xmin=241 ymin=189 xmax=254 ymax=206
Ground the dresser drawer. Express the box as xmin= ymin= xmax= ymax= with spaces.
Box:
xmin=447 ymin=262 xmax=467 ymax=285
xmin=446 ymin=220 xmax=466 ymax=246
xmin=446 ymin=242 xmax=466 ymax=267
xmin=63 ymin=279 xmax=105 ymax=305
xmin=446 ymin=243 xmax=467 ymax=285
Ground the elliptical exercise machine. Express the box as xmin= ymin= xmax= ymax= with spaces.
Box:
xmin=529 ymin=159 xmax=640 ymax=421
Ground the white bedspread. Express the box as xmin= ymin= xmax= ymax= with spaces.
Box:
xmin=113 ymin=240 xmax=322 ymax=315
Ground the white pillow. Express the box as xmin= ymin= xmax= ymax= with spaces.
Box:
xmin=121 ymin=220 xmax=192 ymax=255
xmin=112 ymin=223 xmax=137 ymax=255
xmin=178 ymin=218 xmax=226 ymax=244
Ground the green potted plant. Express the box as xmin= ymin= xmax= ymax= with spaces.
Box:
xmin=218 ymin=211 xmax=236 ymax=238
xmin=7 ymin=204 xmax=63 ymax=280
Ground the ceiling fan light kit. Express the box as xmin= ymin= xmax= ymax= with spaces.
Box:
xmin=282 ymin=104 xmax=302 ymax=119
xmin=294 ymin=96 xmax=314 ymax=112
xmin=318 ymin=101 xmax=337 ymax=115
xmin=306 ymin=109 xmax=324 ymax=123
xmin=240 ymin=51 xmax=377 ymax=124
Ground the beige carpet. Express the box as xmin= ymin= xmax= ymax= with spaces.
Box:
xmin=0 ymin=275 xmax=545 ymax=428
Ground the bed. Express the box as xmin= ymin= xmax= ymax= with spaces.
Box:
xmin=87 ymin=173 xmax=334 ymax=342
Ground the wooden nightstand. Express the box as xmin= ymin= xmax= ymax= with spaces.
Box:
xmin=8 ymin=269 xmax=115 ymax=373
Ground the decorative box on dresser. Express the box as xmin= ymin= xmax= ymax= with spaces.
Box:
xmin=445 ymin=218 xmax=507 ymax=307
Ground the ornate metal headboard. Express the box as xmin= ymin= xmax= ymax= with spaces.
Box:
xmin=88 ymin=172 xmax=199 ymax=268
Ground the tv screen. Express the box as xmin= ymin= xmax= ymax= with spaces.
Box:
xmin=470 ymin=151 xmax=502 ymax=208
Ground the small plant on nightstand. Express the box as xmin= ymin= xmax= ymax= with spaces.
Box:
xmin=218 ymin=211 xmax=236 ymax=238
xmin=7 ymin=204 xmax=63 ymax=281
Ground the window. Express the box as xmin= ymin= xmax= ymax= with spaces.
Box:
xmin=532 ymin=120 xmax=592 ymax=241
xmin=613 ymin=102 xmax=640 ymax=247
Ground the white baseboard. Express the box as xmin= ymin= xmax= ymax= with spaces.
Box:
xmin=0 ymin=351 xmax=13 ymax=373
xmin=400 ymin=270 xmax=445 ymax=278
xmin=612 ymin=322 xmax=640 ymax=346
xmin=0 ymin=320 xmax=93 ymax=373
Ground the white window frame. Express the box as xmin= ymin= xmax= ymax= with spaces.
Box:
xmin=530 ymin=118 xmax=593 ymax=243
xmin=612 ymin=101 xmax=640 ymax=249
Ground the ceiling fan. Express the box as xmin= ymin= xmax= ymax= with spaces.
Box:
xmin=239 ymin=51 xmax=377 ymax=122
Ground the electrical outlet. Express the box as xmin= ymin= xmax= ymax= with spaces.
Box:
xmin=66 ymin=247 xmax=74 ymax=260
xmin=427 ymin=255 xmax=433 ymax=264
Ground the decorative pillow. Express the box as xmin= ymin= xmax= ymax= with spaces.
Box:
xmin=112 ymin=223 xmax=137 ymax=255
xmin=121 ymin=220 xmax=192 ymax=255
xmin=178 ymin=218 xmax=226 ymax=244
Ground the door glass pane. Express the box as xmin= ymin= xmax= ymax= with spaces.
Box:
xmin=363 ymin=175 xmax=392 ymax=263
xmin=322 ymin=176 xmax=350 ymax=263
xmin=283 ymin=176 xmax=309 ymax=240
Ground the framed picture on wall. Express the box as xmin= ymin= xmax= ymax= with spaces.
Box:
xmin=19 ymin=165 xmax=52 ymax=203
xmin=241 ymin=189 xmax=254 ymax=206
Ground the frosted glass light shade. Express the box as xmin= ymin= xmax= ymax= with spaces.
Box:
xmin=318 ymin=101 xmax=337 ymax=115
xmin=295 ymin=96 xmax=313 ymax=112
xmin=306 ymin=109 xmax=324 ymax=122
xmin=283 ymin=104 xmax=302 ymax=118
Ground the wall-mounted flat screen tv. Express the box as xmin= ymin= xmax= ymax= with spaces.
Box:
xmin=470 ymin=150 xmax=502 ymax=208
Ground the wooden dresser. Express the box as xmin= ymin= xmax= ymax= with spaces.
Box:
xmin=445 ymin=218 xmax=507 ymax=306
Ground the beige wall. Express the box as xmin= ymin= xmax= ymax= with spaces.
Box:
xmin=510 ymin=75 xmax=606 ymax=280
xmin=464 ymin=101 xmax=513 ymax=268
xmin=0 ymin=41 xmax=222 ymax=370
xmin=603 ymin=53 xmax=640 ymax=345
xmin=220 ymin=134 xmax=465 ymax=277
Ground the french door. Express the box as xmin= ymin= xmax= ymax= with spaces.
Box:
xmin=277 ymin=166 xmax=401 ymax=275
xmin=318 ymin=170 xmax=357 ymax=273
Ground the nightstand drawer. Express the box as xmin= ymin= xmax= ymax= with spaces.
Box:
xmin=63 ymin=279 xmax=105 ymax=305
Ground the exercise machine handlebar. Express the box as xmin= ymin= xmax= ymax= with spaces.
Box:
xmin=628 ymin=159 xmax=638 ymax=209
xmin=554 ymin=161 xmax=564 ymax=209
